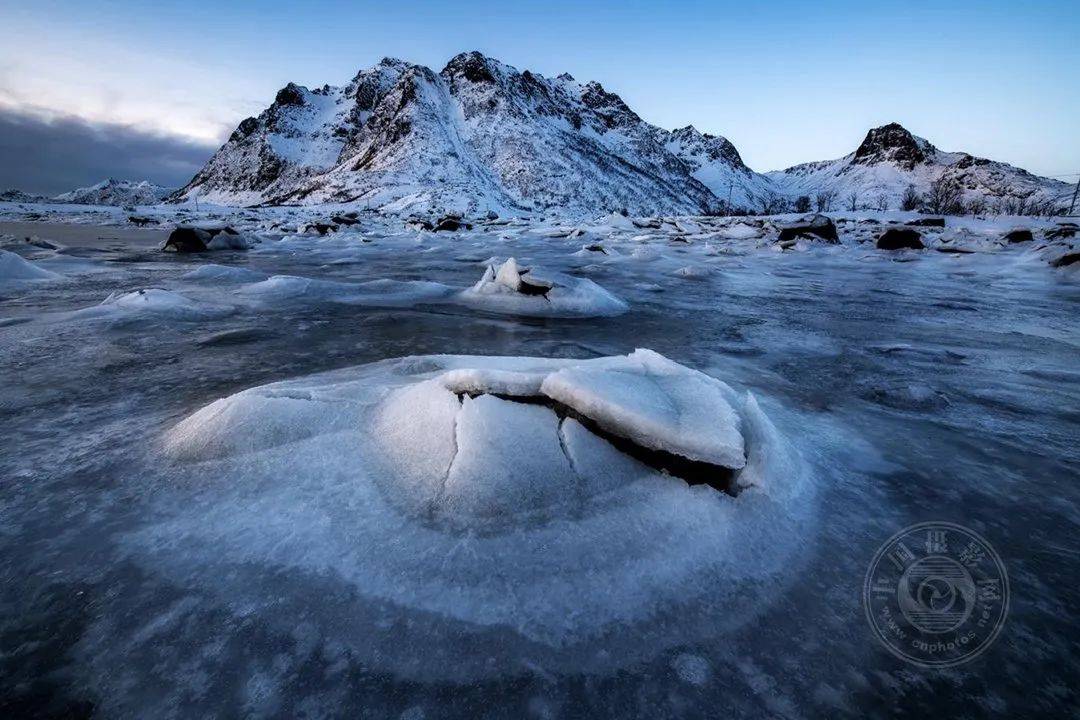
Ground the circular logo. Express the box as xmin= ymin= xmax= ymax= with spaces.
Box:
xmin=863 ymin=522 xmax=1009 ymax=668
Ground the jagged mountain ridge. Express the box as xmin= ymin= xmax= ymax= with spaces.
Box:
xmin=766 ymin=123 xmax=1071 ymax=212
xmin=177 ymin=52 xmax=761 ymax=215
xmin=177 ymin=53 xmax=1071 ymax=216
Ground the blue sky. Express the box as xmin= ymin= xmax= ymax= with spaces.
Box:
xmin=1 ymin=0 xmax=1077 ymax=185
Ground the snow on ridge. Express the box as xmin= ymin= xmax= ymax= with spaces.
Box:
xmin=766 ymin=123 xmax=1070 ymax=212
xmin=173 ymin=53 xmax=1070 ymax=217
xmin=53 ymin=178 xmax=173 ymax=206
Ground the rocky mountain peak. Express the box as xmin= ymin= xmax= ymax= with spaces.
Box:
xmin=852 ymin=122 xmax=930 ymax=169
xmin=274 ymin=83 xmax=306 ymax=107
xmin=670 ymin=125 xmax=748 ymax=171
xmin=442 ymin=51 xmax=503 ymax=84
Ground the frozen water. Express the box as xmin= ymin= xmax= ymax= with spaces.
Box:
xmin=1 ymin=209 xmax=1078 ymax=718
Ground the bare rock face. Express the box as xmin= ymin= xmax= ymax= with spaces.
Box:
xmin=852 ymin=123 xmax=929 ymax=170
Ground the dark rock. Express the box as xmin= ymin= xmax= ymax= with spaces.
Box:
xmin=128 ymin=215 xmax=157 ymax=226
xmin=517 ymin=272 xmax=553 ymax=296
xmin=163 ymin=225 xmax=240 ymax=253
xmin=274 ymin=83 xmax=305 ymax=106
xmin=777 ymin=214 xmax=839 ymax=243
xmin=852 ymin=123 xmax=927 ymax=169
xmin=584 ymin=244 xmax=606 ymax=254
xmin=330 ymin=214 xmax=360 ymax=226
xmin=405 ymin=217 xmax=435 ymax=231
xmin=163 ymin=227 xmax=211 ymax=253
xmin=486 ymin=210 xmax=499 ymax=220
xmin=910 ymin=217 xmax=946 ymax=227
xmin=229 ymin=117 xmax=260 ymax=142
xmin=876 ymin=227 xmax=924 ymax=250
xmin=1045 ymin=224 xmax=1078 ymax=240
xmin=1003 ymin=229 xmax=1034 ymax=244
xmin=1051 ymin=253 xmax=1080 ymax=268
xmin=433 ymin=215 xmax=473 ymax=232
xmin=309 ymin=223 xmax=337 ymax=235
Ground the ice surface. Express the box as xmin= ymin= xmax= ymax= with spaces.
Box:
xmin=4 ymin=208 xmax=1075 ymax=714
xmin=540 ymin=349 xmax=746 ymax=469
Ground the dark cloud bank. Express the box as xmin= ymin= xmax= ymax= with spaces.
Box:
xmin=0 ymin=107 xmax=219 ymax=195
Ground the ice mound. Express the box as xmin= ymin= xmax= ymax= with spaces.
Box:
xmin=458 ymin=257 xmax=628 ymax=317
xmin=0 ymin=249 xmax=62 ymax=283
xmin=149 ymin=351 xmax=814 ymax=680
xmin=182 ymin=264 xmax=266 ymax=283
xmin=74 ymin=288 xmax=233 ymax=321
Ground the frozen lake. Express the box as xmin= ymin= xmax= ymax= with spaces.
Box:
xmin=1 ymin=213 xmax=1078 ymax=718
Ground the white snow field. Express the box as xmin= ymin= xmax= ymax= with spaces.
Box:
xmin=0 ymin=206 xmax=1078 ymax=717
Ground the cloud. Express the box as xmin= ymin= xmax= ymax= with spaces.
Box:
xmin=0 ymin=106 xmax=220 ymax=195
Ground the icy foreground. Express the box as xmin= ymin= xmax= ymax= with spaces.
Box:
xmin=1 ymin=210 xmax=1078 ymax=717
xmin=158 ymin=350 xmax=809 ymax=674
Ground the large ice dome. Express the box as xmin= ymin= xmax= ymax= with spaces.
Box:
xmin=149 ymin=350 xmax=815 ymax=681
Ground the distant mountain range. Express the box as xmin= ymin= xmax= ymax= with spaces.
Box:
xmin=0 ymin=178 xmax=173 ymax=207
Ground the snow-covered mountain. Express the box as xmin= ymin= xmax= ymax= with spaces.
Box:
xmin=177 ymin=53 xmax=756 ymax=216
xmin=176 ymin=53 xmax=1071 ymax=217
xmin=767 ymin=123 xmax=1071 ymax=213
xmin=54 ymin=178 xmax=173 ymax=206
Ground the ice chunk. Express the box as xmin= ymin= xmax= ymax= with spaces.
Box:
xmin=370 ymin=379 xmax=461 ymax=510
xmin=733 ymin=393 xmax=797 ymax=494
xmin=182 ymin=264 xmax=266 ymax=283
xmin=559 ymin=416 xmax=651 ymax=496
xmin=437 ymin=368 xmax=546 ymax=397
xmin=459 ymin=258 xmax=628 ymax=317
xmin=76 ymin=288 xmax=232 ymax=321
xmin=540 ymin=349 xmax=745 ymax=469
xmin=0 ymin=249 xmax=62 ymax=283
xmin=443 ymin=395 xmax=578 ymax=518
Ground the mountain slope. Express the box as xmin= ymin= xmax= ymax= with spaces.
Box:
xmin=663 ymin=125 xmax=776 ymax=210
xmin=767 ymin=123 xmax=1070 ymax=212
xmin=177 ymin=52 xmax=754 ymax=215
